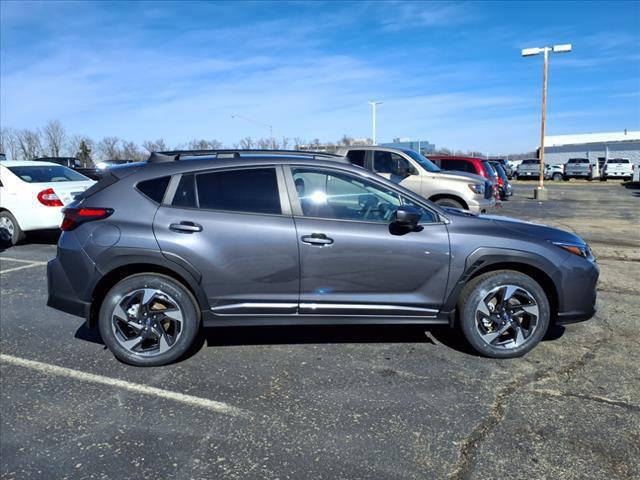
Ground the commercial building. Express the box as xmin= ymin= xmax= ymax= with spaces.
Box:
xmin=543 ymin=130 xmax=640 ymax=169
xmin=380 ymin=138 xmax=435 ymax=156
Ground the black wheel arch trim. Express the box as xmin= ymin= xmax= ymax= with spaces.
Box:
xmin=87 ymin=247 xmax=208 ymax=326
xmin=442 ymin=247 xmax=562 ymax=326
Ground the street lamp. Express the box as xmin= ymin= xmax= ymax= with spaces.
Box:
xmin=521 ymin=44 xmax=572 ymax=199
xmin=231 ymin=114 xmax=274 ymax=146
xmin=368 ymin=101 xmax=382 ymax=145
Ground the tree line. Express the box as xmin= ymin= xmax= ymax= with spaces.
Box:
xmin=0 ymin=121 xmax=377 ymax=166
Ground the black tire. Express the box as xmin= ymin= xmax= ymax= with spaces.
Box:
xmin=600 ymin=176 xmax=607 ymax=182
xmin=563 ymin=175 xmax=570 ymax=181
xmin=433 ymin=197 xmax=465 ymax=210
xmin=552 ymin=173 xmax=563 ymax=182
xmin=457 ymin=270 xmax=550 ymax=358
xmin=0 ymin=211 xmax=26 ymax=246
xmin=99 ymin=273 xmax=200 ymax=366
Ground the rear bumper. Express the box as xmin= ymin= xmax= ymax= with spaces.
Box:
xmin=47 ymin=257 xmax=90 ymax=319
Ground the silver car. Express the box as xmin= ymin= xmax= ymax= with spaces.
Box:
xmin=563 ymin=158 xmax=593 ymax=180
xmin=515 ymin=159 xmax=540 ymax=179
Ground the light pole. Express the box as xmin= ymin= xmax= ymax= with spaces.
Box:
xmin=231 ymin=114 xmax=274 ymax=146
xmin=522 ymin=44 xmax=571 ymax=200
xmin=368 ymin=101 xmax=382 ymax=145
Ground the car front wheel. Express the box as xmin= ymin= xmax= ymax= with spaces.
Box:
xmin=433 ymin=197 xmax=465 ymax=210
xmin=458 ymin=270 xmax=550 ymax=358
xmin=99 ymin=273 xmax=200 ymax=366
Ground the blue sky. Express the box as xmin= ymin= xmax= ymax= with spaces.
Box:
xmin=1 ymin=0 xmax=639 ymax=153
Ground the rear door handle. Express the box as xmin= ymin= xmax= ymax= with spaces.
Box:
xmin=301 ymin=233 xmax=333 ymax=246
xmin=169 ymin=221 xmax=202 ymax=233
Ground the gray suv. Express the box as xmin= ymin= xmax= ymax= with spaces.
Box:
xmin=47 ymin=150 xmax=599 ymax=366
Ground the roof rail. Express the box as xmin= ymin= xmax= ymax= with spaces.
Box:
xmin=147 ymin=149 xmax=345 ymax=163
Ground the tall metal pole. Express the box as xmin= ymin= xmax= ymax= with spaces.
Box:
xmin=371 ymin=103 xmax=377 ymax=145
xmin=539 ymin=48 xmax=549 ymax=190
xmin=368 ymin=101 xmax=382 ymax=146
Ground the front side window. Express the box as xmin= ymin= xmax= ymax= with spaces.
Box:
xmin=291 ymin=167 xmax=437 ymax=223
xmin=194 ymin=168 xmax=281 ymax=215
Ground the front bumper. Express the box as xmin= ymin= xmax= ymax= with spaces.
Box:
xmin=467 ymin=197 xmax=496 ymax=213
xmin=555 ymin=255 xmax=599 ymax=325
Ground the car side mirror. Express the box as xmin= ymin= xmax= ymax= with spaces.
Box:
xmin=392 ymin=205 xmax=422 ymax=230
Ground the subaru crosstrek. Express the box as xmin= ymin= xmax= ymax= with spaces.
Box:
xmin=47 ymin=150 xmax=599 ymax=366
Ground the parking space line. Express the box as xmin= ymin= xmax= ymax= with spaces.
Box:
xmin=0 ymin=354 xmax=249 ymax=418
xmin=0 ymin=257 xmax=48 ymax=264
xmin=0 ymin=262 xmax=47 ymax=274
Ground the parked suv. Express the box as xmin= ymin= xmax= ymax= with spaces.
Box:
xmin=489 ymin=161 xmax=513 ymax=200
xmin=35 ymin=157 xmax=101 ymax=180
xmin=515 ymin=159 xmax=540 ymax=179
xmin=601 ymin=158 xmax=634 ymax=181
xmin=563 ymin=158 xmax=593 ymax=180
xmin=47 ymin=149 xmax=598 ymax=366
xmin=428 ymin=156 xmax=501 ymax=200
xmin=337 ymin=147 xmax=495 ymax=212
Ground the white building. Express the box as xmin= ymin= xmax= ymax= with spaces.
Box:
xmin=543 ymin=130 xmax=640 ymax=169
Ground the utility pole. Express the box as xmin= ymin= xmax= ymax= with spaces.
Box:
xmin=522 ymin=43 xmax=572 ymax=200
xmin=368 ymin=101 xmax=382 ymax=145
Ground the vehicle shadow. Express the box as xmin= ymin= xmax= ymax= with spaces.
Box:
xmin=74 ymin=321 xmax=566 ymax=359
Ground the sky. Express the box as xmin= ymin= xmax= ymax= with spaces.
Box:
xmin=1 ymin=0 xmax=639 ymax=153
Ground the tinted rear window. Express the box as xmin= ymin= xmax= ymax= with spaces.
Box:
xmin=522 ymin=159 xmax=539 ymax=165
xmin=195 ymin=168 xmax=281 ymax=215
xmin=137 ymin=176 xmax=170 ymax=203
xmin=568 ymin=158 xmax=589 ymax=164
xmin=607 ymin=159 xmax=629 ymax=164
xmin=8 ymin=165 xmax=88 ymax=183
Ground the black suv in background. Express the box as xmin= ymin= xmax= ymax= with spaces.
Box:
xmin=35 ymin=157 xmax=101 ymax=180
xmin=47 ymin=150 xmax=598 ymax=366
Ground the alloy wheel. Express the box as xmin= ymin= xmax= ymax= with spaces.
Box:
xmin=474 ymin=284 xmax=539 ymax=349
xmin=111 ymin=288 xmax=184 ymax=356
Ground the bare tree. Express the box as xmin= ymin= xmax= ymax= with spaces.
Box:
xmin=279 ymin=137 xmax=290 ymax=149
xmin=239 ymin=137 xmax=254 ymax=149
xmin=142 ymin=138 xmax=169 ymax=153
xmin=67 ymin=134 xmax=94 ymax=159
xmin=121 ymin=140 xmax=145 ymax=161
xmin=17 ymin=129 xmax=43 ymax=160
xmin=42 ymin=120 xmax=66 ymax=157
xmin=2 ymin=128 xmax=21 ymax=160
xmin=186 ymin=139 xmax=223 ymax=150
xmin=97 ymin=136 xmax=121 ymax=160
xmin=338 ymin=135 xmax=353 ymax=146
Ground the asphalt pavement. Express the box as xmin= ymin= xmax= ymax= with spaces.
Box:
xmin=1 ymin=181 xmax=638 ymax=480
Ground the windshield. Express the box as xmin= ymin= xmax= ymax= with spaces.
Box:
xmin=8 ymin=165 xmax=89 ymax=183
xmin=404 ymin=150 xmax=441 ymax=172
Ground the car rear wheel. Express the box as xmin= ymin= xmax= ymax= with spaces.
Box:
xmin=433 ymin=197 xmax=465 ymax=210
xmin=552 ymin=173 xmax=563 ymax=182
xmin=0 ymin=211 xmax=26 ymax=246
xmin=99 ymin=273 xmax=200 ymax=366
xmin=458 ymin=270 xmax=550 ymax=358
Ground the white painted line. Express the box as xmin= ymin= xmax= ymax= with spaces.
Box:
xmin=0 ymin=353 xmax=249 ymax=418
xmin=0 ymin=262 xmax=47 ymax=274
xmin=0 ymin=257 xmax=48 ymax=264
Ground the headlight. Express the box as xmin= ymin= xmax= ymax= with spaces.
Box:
xmin=468 ymin=183 xmax=485 ymax=194
xmin=552 ymin=241 xmax=595 ymax=261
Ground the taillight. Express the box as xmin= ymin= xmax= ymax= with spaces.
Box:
xmin=588 ymin=164 xmax=592 ymax=171
xmin=37 ymin=188 xmax=63 ymax=207
xmin=497 ymin=177 xmax=504 ymax=186
xmin=61 ymin=207 xmax=113 ymax=231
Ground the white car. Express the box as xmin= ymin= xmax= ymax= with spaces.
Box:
xmin=0 ymin=160 xmax=95 ymax=245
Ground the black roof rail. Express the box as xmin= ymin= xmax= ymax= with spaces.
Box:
xmin=147 ymin=149 xmax=345 ymax=163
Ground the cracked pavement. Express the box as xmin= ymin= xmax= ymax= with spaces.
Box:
xmin=1 ymin=181 xmax=639 ymax=479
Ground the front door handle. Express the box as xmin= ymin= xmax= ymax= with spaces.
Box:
xmin=169 ymin=221 xmax=203 ymax=233
xmin=301 ymin=233 xmax=333 ymax=246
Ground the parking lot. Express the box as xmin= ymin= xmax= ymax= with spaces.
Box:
xmin=1 ymin=181 xmax=638 ymax=480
